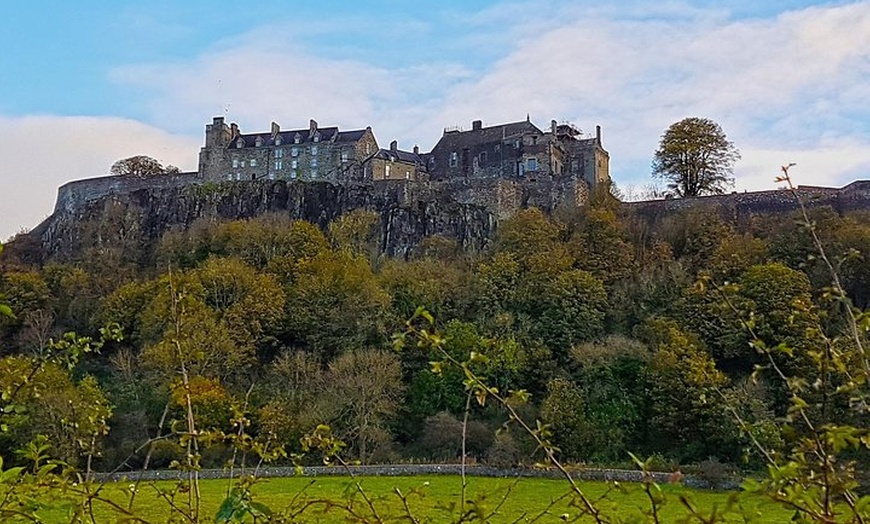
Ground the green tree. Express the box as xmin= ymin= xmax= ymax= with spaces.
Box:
xmin=541 ymin=377 xmax=591 ymax=462
xmin=652 ymin=117 xmax=740 ymax=197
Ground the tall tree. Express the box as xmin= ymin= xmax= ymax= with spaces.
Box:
xmin=652 ymin=117 xmax=740 ymax=197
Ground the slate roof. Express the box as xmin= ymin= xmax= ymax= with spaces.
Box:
xmin=432 ymin=120 xmax=543 ymax=151
xmin=375 ymin=148 xmax=423 ymax=164
xmin=229 ymin=126 xmax=367 ymax=148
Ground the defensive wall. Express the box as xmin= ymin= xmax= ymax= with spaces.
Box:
xmin=627 ymin=181 xmax=870 ymax=222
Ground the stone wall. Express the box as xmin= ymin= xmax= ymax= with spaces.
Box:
xmin=53 ymin=172 xmax=201 ymax=214
xmin=627 ymin=181 xmax=870 ymax=223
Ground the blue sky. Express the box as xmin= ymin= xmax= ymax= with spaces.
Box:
xmin=2 ymin=0 xmax=869 ymax=240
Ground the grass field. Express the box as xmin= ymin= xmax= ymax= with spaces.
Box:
xmin=35 ymin=474 xmax=793 ymax=523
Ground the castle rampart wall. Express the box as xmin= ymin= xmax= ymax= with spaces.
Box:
xmin=54 ymin=172 xmax=201 ymax=214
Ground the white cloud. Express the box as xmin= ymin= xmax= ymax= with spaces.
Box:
xmin=6 ymin=1 xmax=868 ymax=244
xmin=0 ymin=116 xmax=198 ymax=242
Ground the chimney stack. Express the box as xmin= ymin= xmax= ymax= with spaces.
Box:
xmin=271 ymin=121 xmax=280 ymax=139
xmin=230 ymin=123 xmax=239 ymax=138
xmin=309 ymin=119 xmax=318 ymax=136
xmin=472 ymin=120 xmax=482 ymax=131
xmin=551 ymin=120 xmax=557 ymax=134
xmin=390 ymin=140 xmax=398 ymax=152
xmin=413 ymin=145 xmax=419 ymax=155
xmin=596 ymin=125 xmax=602 ymax=144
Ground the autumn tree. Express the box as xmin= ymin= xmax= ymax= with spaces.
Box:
xmin=652 ymin=117 xmax=740 ymax=197
xmin=110 ymin=155 xmax=180 ymax=178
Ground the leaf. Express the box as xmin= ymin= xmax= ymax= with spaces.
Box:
xmin=249 ymin=501 xmax=272 ymax=517
xmin=214 ymin=497 xmax=236 ymax=523
xmin=0 ymin=304 xmax=13 ymax=318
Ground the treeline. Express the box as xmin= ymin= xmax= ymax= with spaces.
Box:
xmin=1 ymin=192 xmax=869 ymax=472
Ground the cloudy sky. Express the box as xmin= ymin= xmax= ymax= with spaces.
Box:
xmin=2 ymin=0 xmax=869 ymax=241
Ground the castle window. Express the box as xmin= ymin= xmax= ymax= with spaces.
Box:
xmin=365 ymin=143 xmax=371 ymax=155
xmin=449 ymin=151 xmax=458 ymax=167
xmin=268 ymin=172 xmax=275 ymax=180
xmin=236 ymin=139 xmax=245 ymax=148
xmin=291 ymin=147 xmax=298 ymax=157
xmin=385 ymin=165 xmax=391 ymax=178
xmin=291 ymin=159 xmax=298 ymax=169
xmin=310 ymin=157 xmax=318 ymax=167
xmin=241 ymin=160 xmax=246 ymax=168
xmin=255 ymin=136 xmax=264 ymax=147
xmin=313 ymin=133 xmax=320 ymax=143
xmin=275 ymin=136 xmax=282 ymax=146
xmin=405 ymin=170 xmax=410 ymax=179
xmin=311 ymin=145 xmax=318 ymax=156
xmin=274 ymin=149 xmax=284 ymax=159
xmin=527 ymin=158 xmax=538 ymax=171
xmin=250 ymin=159 xmax=258 ymax=167
xmin=274 ymin=159 xmax=283 ymax=170
xmin=514 ymin=140 xmax=520 ymax=149
xmin=294 ymin=134 xmax=301 ymax=144
xmin=232 ymin=157 xmax=239 ymax=168
xmin=341 ymin=150 xmax=349 ymax=163
xmin=310 ymin=169 xmax=318 ymax=178
xmin=290 ymin=170 xmax=297 ymax=180
xmin=227 ymin=173 xmax=233 ymax=181
xmin=479 ymin=151 xmax=487 ymax=164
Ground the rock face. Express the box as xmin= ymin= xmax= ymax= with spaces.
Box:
xmin=33 ymin=175 xmax=582 ymax=261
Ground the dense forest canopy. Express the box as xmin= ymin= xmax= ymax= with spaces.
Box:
xmin=1 ymin=190 xmax=869 ymax=479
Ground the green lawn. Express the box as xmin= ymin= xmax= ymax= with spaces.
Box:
xmin=35 ymin=474 xmax=793 ymax=523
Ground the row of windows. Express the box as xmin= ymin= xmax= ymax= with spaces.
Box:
xmin=233 ymin=145 xmax=354 ymax=168
xmin=239 ymin=133 xmax=323 ymax=149
xmin=225 ymin=168 xmax=320 ymax=181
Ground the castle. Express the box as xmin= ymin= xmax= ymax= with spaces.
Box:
xmin=196 ymin=115 xmax=610 ymax=195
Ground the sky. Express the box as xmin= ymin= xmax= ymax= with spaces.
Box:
xmin=1 ymin=0 xmax=869 ymax=241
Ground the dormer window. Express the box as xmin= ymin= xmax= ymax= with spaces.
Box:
xmin=294 ymin=134 xmax=301 ymax=144
xmin=313 ymin=133 xmax=320 ymax=143
xmin=255 ymin=136 xmax=264 ymax=147
xmin=275 ymin=135 xmax=283 ymax=146
xmin=236 ymin=138 xmax=245 ymax=148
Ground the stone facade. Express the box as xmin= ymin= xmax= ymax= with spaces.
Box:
xmin=424 ymin=118 xmax=609 ymax=193
xmin=198 ymin=117 xmax=378 ymax=183
xmin=371 ymin=141 xmax=427 ymax=182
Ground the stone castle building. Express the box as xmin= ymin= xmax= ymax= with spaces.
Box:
xmin=197 ymin=115 xmax=610 ymax=193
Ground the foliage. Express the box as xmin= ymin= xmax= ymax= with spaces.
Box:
xmin=652 ymin=117 xmax=740 ymax=197
xmin=110 ymin=155 xmax=180 ymax=178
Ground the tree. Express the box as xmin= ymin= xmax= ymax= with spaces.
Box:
xmin=110 ymin=155 xmax=180 ymax=178
xmin=652 ymin=117 xmax=740 ymax=197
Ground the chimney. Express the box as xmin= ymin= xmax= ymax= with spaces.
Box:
xmin=309 ymin=119 xmax=318 ymax=136
xmin=390 ymin=140 xmax=398 ymax=152
xmin=551 ymin=120 xmax=557 ymax=134
xmin=596 ymin=125 xmax=602 ymax=144
xmin=230 ymin=123 xmax=239 ymax=138
xmin=413 ymin=145 xmax=419 ymax=155
xmin=213 ymin=116 xmax=225 ymax=126
xmin=271 ymin=121 xmax=280 ymax=139
xmin=472 ymin=120 xmax=482 ymax=131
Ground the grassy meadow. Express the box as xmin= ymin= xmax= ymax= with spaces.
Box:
xmin=35 ymin=474 xmax=794 ymax=523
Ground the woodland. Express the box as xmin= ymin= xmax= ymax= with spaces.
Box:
xmin=2 ymin=176 xmax=870 ymax=521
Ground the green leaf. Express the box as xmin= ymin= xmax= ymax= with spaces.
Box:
xmin=0 ymin=304 xmax=13 ymax=318
xmin=214 ymin=497 xmax=236 ymax=523
xmin=249 ymin=501 xmax=272 ymax=517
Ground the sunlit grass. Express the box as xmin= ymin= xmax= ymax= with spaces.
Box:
xmin=37 ymin=474 xmax=792 ymax=523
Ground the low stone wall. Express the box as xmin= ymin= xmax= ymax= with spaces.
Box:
xmin=54 ymin=172 xmax=201 ymax=214
xmin=96 ymin=464 xmax=728 ymax=489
